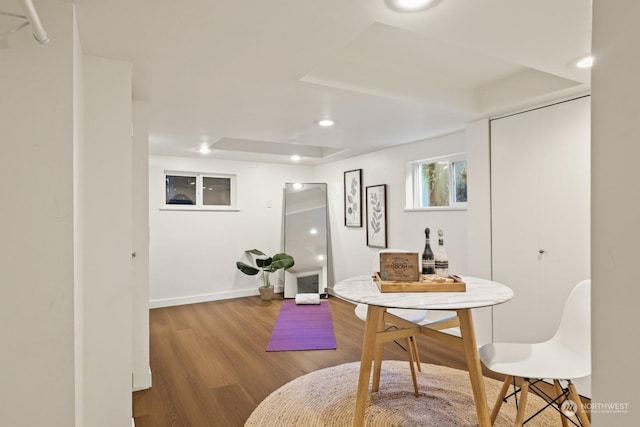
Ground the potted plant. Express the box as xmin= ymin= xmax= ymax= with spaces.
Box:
xmin=236 ymin=249 xmax=295 ymax=300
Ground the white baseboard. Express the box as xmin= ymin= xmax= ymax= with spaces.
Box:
xmin=132 ymin=418 xmax=135 ymax=427
xmin=132 ymin=366 xmax=152 ymax=391
xmin=150 ymin=286 xmax=284 ymax=308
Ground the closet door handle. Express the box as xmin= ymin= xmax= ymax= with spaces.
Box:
xmin=538 ymin=249 xmax=545 ymax=254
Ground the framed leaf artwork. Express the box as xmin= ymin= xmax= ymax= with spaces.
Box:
xmin=366 ymin=184 xmax=387 ymax=248
xmin=344 ymin=169 xmax=362 ymax=227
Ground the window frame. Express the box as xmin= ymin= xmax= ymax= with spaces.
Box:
xmin=161 ymin=170 xmax=238 ymax=211
xmin=405 ymin=153 xmax=467 ymax=211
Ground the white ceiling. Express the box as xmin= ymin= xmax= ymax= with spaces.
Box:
xmin=32 ymin=0 xmax=595 ymax=164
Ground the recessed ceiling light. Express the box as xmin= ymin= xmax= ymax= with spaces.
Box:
xmin=318 ymin=119 xmax=334 ymax=127
xmin=310 ymin=228 xmax=318 ymax=235
xmin=290 ymin=155 xmax=302 ymax=161
xmin=196 ymin=146 xmax=211 ymax=154
xmin=292 ymin=183 xmax=303 ymax=190
xmin=387 ymin=0 xmax=441 ymax=13
xmin=576 ymin=55 xmax=594 ymax=69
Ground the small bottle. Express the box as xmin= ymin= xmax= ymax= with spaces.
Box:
xmin=422 ymin=227 xmax=435 ymax=274
xmin=435 ymin=229 xmax=449 ymax=277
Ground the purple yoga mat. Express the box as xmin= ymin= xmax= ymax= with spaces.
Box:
xmin=266 ymin=300 xmax=337 ymax=351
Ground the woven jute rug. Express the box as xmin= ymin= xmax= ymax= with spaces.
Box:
xmin=246 ymin=360 xmax=566 ymax=426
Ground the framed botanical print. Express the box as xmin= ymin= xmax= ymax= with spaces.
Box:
xmin=366 ymin=184 xmax=387 ymax=248
xmin=344 ymin=169 xmax=362 ymax=227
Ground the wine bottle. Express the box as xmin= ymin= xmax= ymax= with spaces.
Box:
xmin=422 ymin=227 xmax=435 ymax=274
xmin=435 ymin=229 xmax=449 ymax=277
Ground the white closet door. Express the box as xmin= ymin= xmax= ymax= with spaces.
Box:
xmin=491 ymin=97 xmax=590 ymax=344
xmin=491 ymin=105 xmax=545 ymax=342
xmin=537 ymin=100 xmax=591 ymax=313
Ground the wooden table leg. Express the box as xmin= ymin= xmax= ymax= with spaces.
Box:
xmin=353 ymin=305 xmax=384 ymax=427
xmin=457 ymin=308 xmax=491 ymax=427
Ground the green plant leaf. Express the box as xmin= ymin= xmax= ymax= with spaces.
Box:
xmin=236 ymin=261 xmax=259 ymax=275
xmin=237 ymin=250 xmax=295 ymax=275
xmin=269 ymin=253 xmax=295 ymax=271
xmin=256 ymin=257 xmax=273 ymax=268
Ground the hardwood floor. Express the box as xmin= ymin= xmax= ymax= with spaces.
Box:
xmin=132 ymin=294 xmax=499 ymax=427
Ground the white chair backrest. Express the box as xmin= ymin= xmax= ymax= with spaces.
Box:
xmin=373 ymin=249 xmax=420 ymax=274
xmin=552 ymin=279 xmax=591 ymax=356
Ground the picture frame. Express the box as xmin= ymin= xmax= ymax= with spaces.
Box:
xmin=366 ymin=184 xmax=387 ymax=248
xmin=344 ymin=169 xmax=362 ymax=227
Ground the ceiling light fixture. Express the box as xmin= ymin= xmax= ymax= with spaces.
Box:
xmin=576 ymin=55 xmax=594 ymax=69
xmin=292 ymin=183 xmax=303 ymax=190
xmin=386 ymin=0 xmax=441 ymax=13
xmin=196 ymin=145 xmax=211 ymax=154
xmin=318 ymin=119 xmax=334 ymax=127
xmin=290 ymin=155 xmax=302 ymax=161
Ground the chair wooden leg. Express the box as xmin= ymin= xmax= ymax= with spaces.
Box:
xmin=371 ymin=313 xmax=386 ymax=392
xmin=514 ymin=378 xmax=529 ymax=427
xmin=568 ymin=383 xmax=590 ymax=427
xmin=554 ymin=380 xmax=570 ymax=427
xmin=410 ymin=336 xmax=422 ymax=372
xmin=491 ymin=375 xmax=512 ymax=425
xmin=405 ymin=337 xmax=419 ymax=396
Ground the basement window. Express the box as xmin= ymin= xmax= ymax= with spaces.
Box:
xmin=405 ymin=153 xmax=467 ymax=210
xmin=163 ymin=171 xmax=237 ymax=211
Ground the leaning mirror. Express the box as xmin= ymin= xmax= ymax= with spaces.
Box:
xmin=283 ymin=183 xmax=328 ymax=298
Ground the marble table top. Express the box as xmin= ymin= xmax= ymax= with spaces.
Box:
xmin=333 ymin=275 xmax=513 ymax=310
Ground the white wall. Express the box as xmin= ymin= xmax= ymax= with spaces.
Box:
xmin=465 ymin=120 xmax=491 ymax=281
xmin=465 ymin=119 xmax=493 ymax=345
xmin=313 ymin=131 xmax=468 ymax=286
xmin=132 ymin=101 xmax=151 ymax=391
xmin=82 ymin=55 xmax=133 ymax=427
xmin=592 ymin=1 xmax=639 ymax=424
xmin=148 ymin=133 xmax=468 ymax=305
xmin=149 ymin=156 xmax=313 ymax=307
xmin=72 ymin=8 xmax=85 ymax=426
xmin=1 ymin=4 xmax=139 ymax=426
xmin=0 ymin=2 xmax=78 ymax=425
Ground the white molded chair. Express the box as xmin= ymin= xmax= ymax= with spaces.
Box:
xmin=479 ymin=279 xmax=591 ymax=427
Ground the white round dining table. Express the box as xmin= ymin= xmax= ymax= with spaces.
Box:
xmin=333 ymin=275 xmax=513 ymax=427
